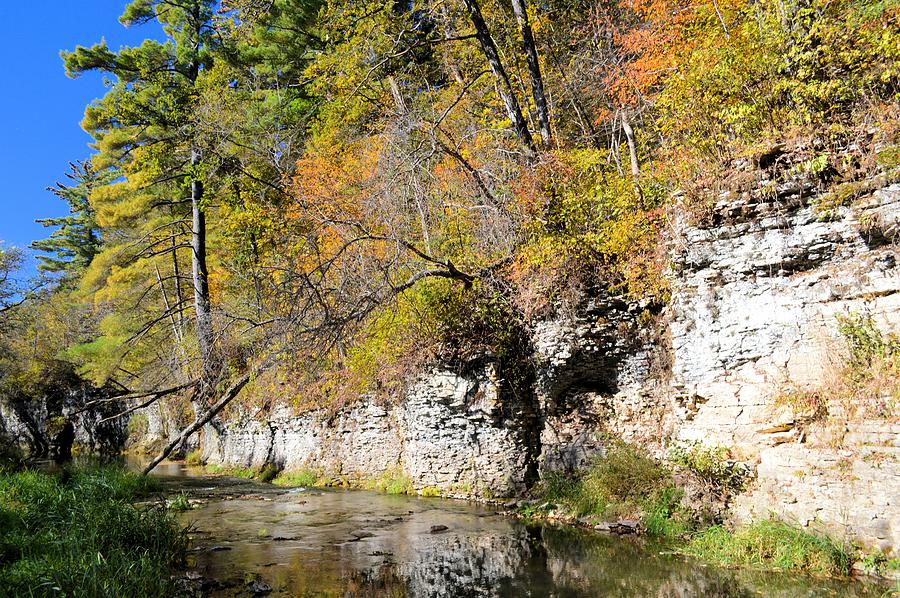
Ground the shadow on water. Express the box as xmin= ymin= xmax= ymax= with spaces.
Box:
xmin=131 ymin=461 xmax=890 ymax=598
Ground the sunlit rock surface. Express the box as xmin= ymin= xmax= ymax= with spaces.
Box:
xmin=190 ymin=175 xmax=899 ymax=550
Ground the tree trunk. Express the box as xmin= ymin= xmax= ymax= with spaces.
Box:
xmin=621 ymin=112 xmax=641 ymax=197
xmin=171 ymin=234 xmax=185 ymax=335
xmin=190 ymin=147 xmax=214 ymax=387
xmin=510 ymin=0 xmax=551 ymax=147
xmin=460 ymin=0 xmax=536 ymax=156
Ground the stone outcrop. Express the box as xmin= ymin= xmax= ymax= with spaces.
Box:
xmin=190 ymin=163 xmax=900 ymax=551
xmin=669 ymin=181 xmax=899 ymax=449
xmin=666 ymin=174 xmax=899 ymax=551
xmin=1 ymin=377 xmax=127 ymax=459
xmin=201 ymin=362 xmax=539 ymax=496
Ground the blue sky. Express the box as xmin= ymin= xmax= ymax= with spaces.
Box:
xmin=0 ymin=2 xmax=161 ymax=277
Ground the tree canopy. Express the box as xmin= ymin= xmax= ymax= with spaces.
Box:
xmin=3 ymin=0 xmax=896 ymax=468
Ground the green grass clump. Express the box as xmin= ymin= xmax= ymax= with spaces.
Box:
xmin=420 ymin=486 xmax=441 ymax=498
xmin=205 ymin=464 xmax=257 ymax=479
xmin=257 ymin=464 xmax=280 ymax=483
xmin=532 ymin=443 xmax=691 ymax=539
xmin=167 ymin=492 xmax=191 ymax=512
xmin=642 ymin=487 xmax=690 ymax=539
xmin=272 ymin=468 xmax=326 ymax=488
xmin=202 ymin=463 xmax=281 ymax=483
xmin=535 ymin=443 xmax=670 ymax=517
xmin=184 ymin=449 xmax=202 ymax=466
xmin=365 ymin=468 xmax=415 ymax=495
xmin=684 ymin=519 xmax=852 ymax=576
xmin=0 ymin=466 xmax=187 ymax=597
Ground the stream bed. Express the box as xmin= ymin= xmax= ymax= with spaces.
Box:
xmin=148 ymin=462 xmax=889 ymax=597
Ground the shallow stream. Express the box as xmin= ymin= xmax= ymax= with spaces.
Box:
xmin=147 ymin=462 xmax=888 ymax=597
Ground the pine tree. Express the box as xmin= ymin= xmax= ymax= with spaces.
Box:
xmin=31 ymin=161 xmax=106 ymax=279
xmin=63 ymin=0 xmax=220 ymax=387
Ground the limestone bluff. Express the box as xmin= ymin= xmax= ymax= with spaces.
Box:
xmin=134 ymin=157 xmax=900 ymax=552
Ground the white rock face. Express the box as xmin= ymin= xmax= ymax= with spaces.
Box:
xmin=667 ymin=181 xmax=900 ymax=549
xmin=201 ymin=363 xmax=537 ymax=496
xmin=669 ymin=183 xmax=900 ymax=450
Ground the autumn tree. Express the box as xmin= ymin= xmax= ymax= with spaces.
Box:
xmin=0 ymin=246 xmax=24 ymax=317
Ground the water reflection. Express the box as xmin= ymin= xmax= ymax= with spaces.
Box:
xmin=168 ymin=478 xmax=883 ymax=598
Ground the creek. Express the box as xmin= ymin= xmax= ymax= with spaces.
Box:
xmin=141 ymin=462 xmax=889 ymax=597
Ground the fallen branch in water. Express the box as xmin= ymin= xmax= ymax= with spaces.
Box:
xmin=141 ymin=368 xmax=260 ymax=475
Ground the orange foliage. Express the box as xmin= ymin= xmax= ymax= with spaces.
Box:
xmin=595 ymin=0 xmax=709 ymax=106
xmin=289 ymin=138 xmax=383 ymax=222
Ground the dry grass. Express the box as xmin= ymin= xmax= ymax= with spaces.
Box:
xmin=777 ymin=312 xmax=899 ymax=446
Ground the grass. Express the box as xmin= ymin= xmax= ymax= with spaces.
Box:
xmin=184 ymin=449 xmax=202 ymax=466
xmin=167 ymin=492 xmax=191 ymax=512
xmin=204 ymin=464 xmax=258 ymax=479
xmin=272 ymin=468 xmax=327 ymax=488
xmin=364 ymin=468 xmax=415 ymax=495
xmin=529 ymin=442 xmax=862 ymax=577
xmin=420 ymin=486 xmax=441 ymax=498
xmin=272 ymin=465 xmax=417 ymax=495
xmin=0 ymin=466 xmax=188 ymax=597
xmin=201 ymin=462 xmax=280 ymax=483
xmin=684 ymin=520 xmax=852 ymax=576
xmin=859 ymin=549 xmax=900 ymax=577
xmin=530 ymin=442 xmax=691 ymax=539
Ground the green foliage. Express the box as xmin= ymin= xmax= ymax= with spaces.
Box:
xmin=30 ymin=161 xmax=108 ymax=279
xmin=420 ymin=486 xmax=441 ymax=498
xmin=532 ymin=442 xmax=689 ymax=538
xmin=365 ymin=468 xmax=415 ymax=495
xmin=514 ymin=150 xmax=670 ymax=307
xmin=642 ymin=487 xmax=690 ymax=539
xmin=183 ymin=449 xmax=202 ymax=466
xmin=0 ymin=245 xmax=24 ymax=315
xmin=204 ymin=464 xmax=258 ymax=479
xmin=257 ymin=464 xmax=280 ymax=483
xmin=658 ymin=0 xmax=900 ymax=155
xmin=834 ymin=311 xmax=900 ymax=416
xmin=668 ymin=442 xmax=746 ymax=496
xmin=581 ymin=442 xmax=670 ymax=511
xmin=685 ymin=519 xmax=853 ymax=576
xmin=0 ymin=467 xmax=186 ymax=597
xmin=858 ymin=549 xmax=900 ymax=576
xmin=35 ymin=0 xmax=900 ymax=456
xmin=836 ymin=312 xmax=900 ymax=373
xmin=273 ymin=468 xmax=327 ymax=488
xmin=167 ymin=492 xmax=191 ymax=511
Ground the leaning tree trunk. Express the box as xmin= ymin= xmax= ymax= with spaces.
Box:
xmin=142 ymin=368 xmax=255 ymax=475
xmin=461 ymin=0 xmax=537 ymax=156
xmin=511 ymin=0 xmax=552 ymax=148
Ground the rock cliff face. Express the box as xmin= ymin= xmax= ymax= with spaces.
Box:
xmin=202 ymin=363 xmax=538 ymax=496
xmin=0 ymin=379 xmax=127 ymax=459
xmin=670 ymin=178 xmax=900 ymax=551
xmin=196 ymin=170 xmax=900 ymax=549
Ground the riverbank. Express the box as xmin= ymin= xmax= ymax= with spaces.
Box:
xmin=0 ymin=466 xmax=188 ymax=597
xmin=186 ymin=442 xmax=900 ymax=589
